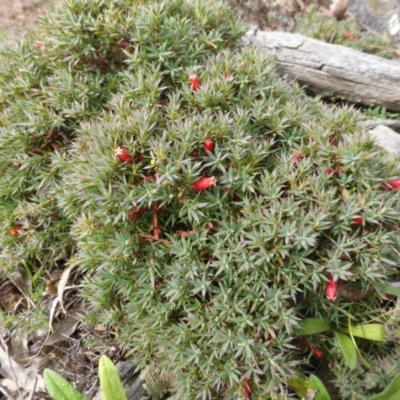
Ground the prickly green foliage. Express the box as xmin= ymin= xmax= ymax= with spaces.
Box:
xmin=295 ymin=8 xmax=398 ymax=60
xmin=0 ymin=0 xmax=244 ymax=273
xmin=331 ymin=345 xmax=400 ymax=400
xmin=2 ymin=0 xmax=400 ymax=399
xmin=61 ymin=45 xmax=400 ymax=400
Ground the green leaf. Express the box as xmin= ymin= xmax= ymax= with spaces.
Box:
xmin=375 ymin=281 xmax=400 ymax=297
xmin=343 ymin=324 xmax=386 ymax=341
xmin=309 ymin=374 xmax=331 ymax=400
xmin=334 ymin=331 xmax=357 ymax=369
xmin=288 ymin=376 xmax=309 ymax=398
xmin=98 ymin=355 xmax=127 ymax=400
xmin=44 ymin=369 xmax=87 ymax=400
xmin=297 ymin=318 xmax=332 ymax=335
xmin=370 ymin=373 xmax=400 ymax=400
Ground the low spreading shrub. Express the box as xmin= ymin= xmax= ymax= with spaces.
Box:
xmin=1 ymin=0 xmax=400 ymax=399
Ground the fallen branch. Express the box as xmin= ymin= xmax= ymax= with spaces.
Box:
xmin=248 ymin=31 xmax=400 ymax=112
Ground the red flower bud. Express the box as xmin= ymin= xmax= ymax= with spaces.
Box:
xmin=311 ymin=347 xmax=324 ymax=358
xmin=206 ymin=222 xmax=218 ymax=231
xmin=191 ymin=177 xmax=217 ymax=191
xmin=352 ymin=216 xmax=363 ymax=225
xmin=243 ymin=379 xmax=251 ymax=400
xmin=224 ymin=71 xmax=231 ymax=78
xmin=326 ymin=273 xmax=338 ymax=301
xmin=10 ymin=227 xmax=23 ymax=236
xmin=343 ymin=31 xmax=351 ymax=39
xmin=115 ymin=147 xmax=133 ymax=164
xmin=118 ymin=41 xmax=129 ymax=49
xmin=232 ymin=192 xmax=241 ymax=201
xmin=34 ymin=43 xmax=43 ymax=50
xmin=128 ymin=206 xmax=145 ymax=222
xmin=385 ymin=179 xmax=400 ymax=190
xmin=154 ymin=279 xmax=163 ymax=288
xmin=293 ymin=151 xmax=302 ymax=164
xmin=189 ymin=74 xmax=201 ymax=91
xmin=325 ymin=168 xmax=341 ymax=175
xmin=190 ymin=150 xmax=199 ymax=157
xmin=177 ymin=230 xmax=195 ymax=237
xmin=144 ymin=173 xmax=159 ymax=183
xmin=204 ymin=139 xmax=214 ymax=152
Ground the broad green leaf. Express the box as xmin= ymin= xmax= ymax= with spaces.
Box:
xmin=288 ymin=376 xmax=309 ymax=397
xmin=370 ymin=373 xmax=400 ymax=400
xmin=343 ymin=324 xmax=386 ymax=341
xmin=44 ymin=369 xmax=87 ymax=400
xmin=375 ymin=281 xmax=400 ymax=297
xmin=98 ymin=355 xmax=127 ymax=400
xmin=309 ymin=374 xmax=331 ymax=400
xmin=297 ymin=318 xmax=331 ymax=336
xmin=334 ymin=331 xmax=357 ymax=369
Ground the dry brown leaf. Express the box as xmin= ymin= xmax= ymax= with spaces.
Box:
xmin=0 ymin=340 xmax=44 ymax=398
xmin=11 ymin=329 xmax=29 ymax=366
xmin=44 ymin=316 xmax=79 ymax=346
xmin=48 ymin=264 xmax=77 ymax=330
xmin=57 ymin=264 xmax=76 ymax=315
xmin=0 ymin=281 xmax=23 ymax=313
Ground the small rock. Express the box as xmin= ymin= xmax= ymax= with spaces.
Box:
xmin=369 ymin=124 xmax=400 ymax=157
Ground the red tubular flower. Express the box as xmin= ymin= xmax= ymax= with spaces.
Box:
xmin=34 ymin=43 xmax=43 ymax=50
xmin=115 ymin=147 xmax=133 ymax=164
xmin=224 ymin=71 xmax=231 ymax=78
xmin=243 ymin=379 xmax=251 ymax=400
xmin=189 ymin=74 xmax=201 ymax=91
xmin=385 ymin=179 xmax=400 ymax=190
xmin=326 ymin=273 xmax=338 ymax=301
xmin=293 ymin=151 xmax=302 ymax=164
xmin=10 ymin=227 xmax=23 ymax=236
xmin=311 ymin=347 xmax=324 ymax=358
xmin=153 ymin=227 xmax=160 ymax=239
xmin=191 ymin=177 xmax=217 ymax=191
xmin=352 ymin=216 xmax=363 ymax=225
xmin=204 ymin=139 xmax=214 ymax=152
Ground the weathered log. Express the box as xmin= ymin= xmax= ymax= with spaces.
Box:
xmin=247 ymin=30 xmax=400 ymax=112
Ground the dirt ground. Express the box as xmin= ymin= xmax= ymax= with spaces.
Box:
xmin=0 ymin=0 xmax=53 ymax=39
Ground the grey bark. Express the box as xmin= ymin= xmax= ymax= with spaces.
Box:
xmin=247 ymin=30 xmax=400 ymax=112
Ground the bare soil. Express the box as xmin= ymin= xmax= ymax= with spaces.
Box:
xmin=0 ymin=0 xmax=53 ymax=39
